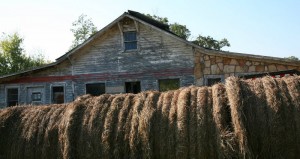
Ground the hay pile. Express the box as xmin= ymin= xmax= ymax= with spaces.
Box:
xmin=0 ymin=76 xmax=299 ymax=158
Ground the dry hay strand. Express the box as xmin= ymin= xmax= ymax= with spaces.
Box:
xmin=86 ymin=94 xmax=113 ymax=158
xmin=261 ymin=76 xmax=294 ymax=158
xmin=77 ymin=96 xmax=97 ymax=159
xmin=175 ymin=87 xmax=191 ymax=158
xmin=123 ymin=94 xmax=135 ymax=159
xmin=283 ymin=76 xmax=300 ymax=152
xmin=156 ymin=91 xmax=174 ymax=158
xmin=86 ymin=94 xmax=114 ymax=158
xmin=188 ymin=86 xmax=198 ymax=159
xmin=152 ymin=91 xmax=165 ymax=158
xmin=166 ymin=89 xmax=180 ymax=159
xmin=195 ymin=86 xmax=216 ymax=158
xmin=129 ymin=92 xmax=148 ymax=158
xmin=242 ymin=78 xmax=270 ymax=158
xmin=114 ymin=94 xmax=134 ymax=158
xmin=206 ymin=87 xmax=220 ymax=158
xmin=138 ymin=91 xmax=160 ymax=158
xmin=212 ymin=83 xmax=237 ymax=158
xmin=102 ymin=95 xmax=126 ymax=159
xmin=0 ymin=106 xmax=27 ymax=158
xmin=225 ymin=77 xmax=250 ymax=158
xmin=42 ymin=105 xmax=67 ymax=159
xmin=276 ymin=77 xmax=298 ymax=156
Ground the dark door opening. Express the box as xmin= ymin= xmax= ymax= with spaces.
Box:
xmin=7 ymin=88 xmax=18 ymax=107
xmin=52 ymin=86 xmax=64 ymax=104
xmin=207 ymin=78 xmax=221 ymax=86
xmin=86 ymin=83 xmax=105 ymax=96
xmin=125 ymin=81 xmax=141 ymax=94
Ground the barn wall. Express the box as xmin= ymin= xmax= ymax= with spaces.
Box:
xmin=69 ymin=17 xmax=194 ymax=95
xmin=194 ymin=50 xmax=300 ymax=85
xmin=0 ymin=17 xmax=195 ymax=107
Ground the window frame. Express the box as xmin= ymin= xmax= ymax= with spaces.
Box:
xmin=123 ymin=31 xmax=137 ymax=51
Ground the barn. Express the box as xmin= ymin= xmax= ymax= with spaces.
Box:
xmin=0 ymin=10 xmax=299 ymax=108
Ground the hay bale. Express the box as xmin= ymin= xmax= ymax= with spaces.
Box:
xmin=1 ymin=76 xmax=300 ymax=158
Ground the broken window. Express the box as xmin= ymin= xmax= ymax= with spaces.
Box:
xmin=7 ymin=88 xmax=18 ymax=107
xmin=52 ymin=86 xmax=64 ymax=104
xmin=124 ymin=31 xmax=137 ymax=50
xmin=207 ymin=78 xmax=221 ymax=86
xmin=159 ymin=79 xmax=180 ymax=92
xmin=86 ymin=83 xmax=105 ymax=96
xmin=125 ymin=81 xmax=141 ymax=94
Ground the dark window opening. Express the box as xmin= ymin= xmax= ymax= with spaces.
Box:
xmin=31 ymin=92 xmax=42 ymax=101
xmin=207 ymin=78 xmax=221 ymax=86
xmin=86 ymin=83 xmax=105 ymax=96
xmin=124 ymin=31 xmax=137 ymax=50
xmin=159 ymin=79 xmax=180 ymax=92
xmin=52 ymin=86 xmax=64 ymax=104
xmin=7 ymin=88 xmax=18 ymax=107
xmin=125 ymin=81 xmax=141 ymax=94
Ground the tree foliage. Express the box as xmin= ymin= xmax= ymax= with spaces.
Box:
xmin=0 ymin=33 xmax=48 ymax=76
xmin=146 ymin=14 xmax=229 ymax=50
xmin=70 ymin=14 xmax=98 ymax=49
xmin=170 ymin=23 xmax=191 ymax=40
xmin=146 ymin=14 xmax=190 ymax=40
xmin=146 ymin=14 xmax=169 ymax=25
xmin=192 ymin=35 xmax=230 ymax=51
xmin=284 ymin=56 xmax=299 ymax=61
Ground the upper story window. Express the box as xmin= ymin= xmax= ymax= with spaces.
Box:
xmin=124 ymin=31 xmax=137 ymax=50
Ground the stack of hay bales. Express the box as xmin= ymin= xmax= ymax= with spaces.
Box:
xmin=0 ymin=76 xmax=299 ymax=158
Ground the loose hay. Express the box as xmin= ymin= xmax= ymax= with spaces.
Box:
xmin=0 ymin=76 xmax=300 ymax=158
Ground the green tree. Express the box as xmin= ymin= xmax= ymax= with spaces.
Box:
xmin=146 ymin=14 xmax=169 ymax=24
xmin=70 ymin=14 xmax=98 ymax=49
xmin=0 ymin=33 xmax=48 ymax=76
xmin=284 ymin=56 xmax=299 ymax=61
xmin=146 ymin=14 xmax=190 ymax=40
xmin=170 ymin=23 xmax=191 ymax=39
xmin=146 ymin=14 xmax=229 ymax=49
xmin=192 ymin=35 xmax=230 ymax=51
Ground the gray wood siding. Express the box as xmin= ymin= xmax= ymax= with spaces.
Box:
xmin=71 ymin=20 xmax=194 ymax=75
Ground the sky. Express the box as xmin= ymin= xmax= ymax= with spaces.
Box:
xmin=1 ymin=0 xmax=300 ymax=61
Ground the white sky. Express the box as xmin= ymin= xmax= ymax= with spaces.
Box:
xmin=1 ymin=0 xmax=299 ymax=61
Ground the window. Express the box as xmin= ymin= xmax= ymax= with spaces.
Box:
xmin=159 ymin=79 xmax=180 ymax=92
xmin=31 ymin=92 xmax=42 ymax=101
xmin=7 ymin=88 xmax=18 ymax=107
xmin=52 ymin=86 xmax=64 ymax=104
xmin=124 ymin=31 xmax=137 ymax=50
xmin=207 ymin=78 xmax=221 ymax=86
xmin=86 ymin=83 xmax=105 ymax=96
xmin=125 ymin=81 xmax=141 ymax=94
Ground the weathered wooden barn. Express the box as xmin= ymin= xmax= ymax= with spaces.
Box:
xmin=0 ymin=10 xmax=299 ymax=108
